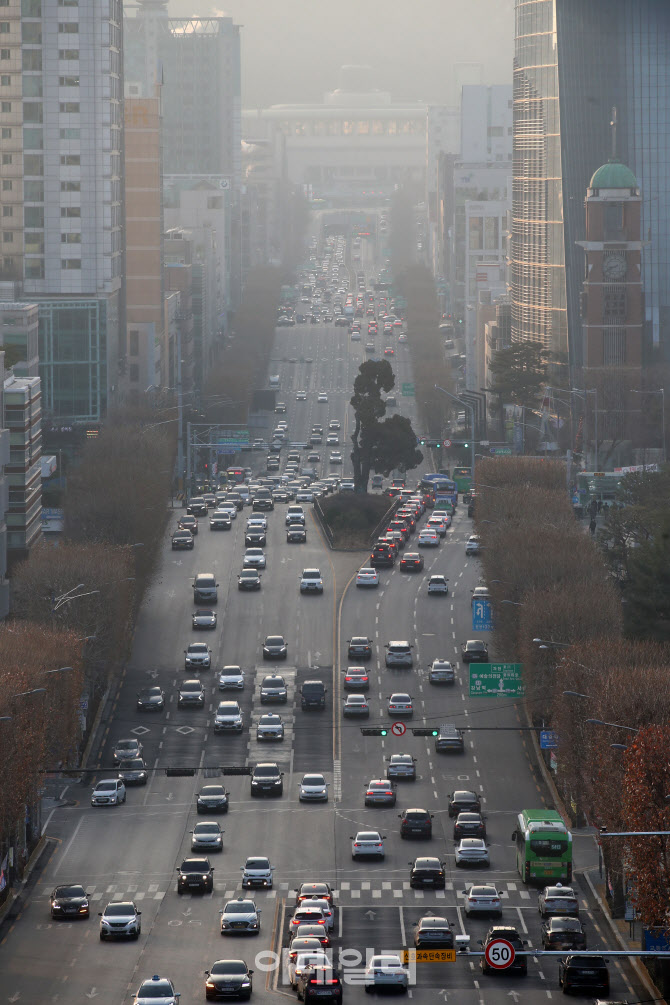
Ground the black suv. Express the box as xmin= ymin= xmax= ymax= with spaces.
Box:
xmin=399 ymin=808 xmax=434 ymax=839
xmin=347 ymin=637 xmax=373 ymax=661
xmin=295 ymin=966 xmax=343 ymax=1003
xmin=177 ymin=857 xmax=214 ymax=894
xmin=479 ymin=927 xmax=527 ymax=975
xmin=559 ymin=955 xmax=609 ymax=996
xmin=250 ymin=762 xmax=284 ymax=797
xmin=409 ymin=857 xmax=446 ymax=889
xmin=301 ymin=680 xmax=327 ymax=710
xmin=448 ymin=790 xmax=481 ymax=817
xmin=259 ymin=675 xmax=288 ymax=704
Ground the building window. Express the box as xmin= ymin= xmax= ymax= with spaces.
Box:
xmin=24 ymin=207 xmax=43 ymax=227
xmin=1 ymin=100 xmax=9 ymax=111
xmin=22 ymin=50 xmax=42 ymax=70
xmin=23 ymin=75 xmax=42 ymax=96
xmin=59 ymin=0 xmax=79 ymax=5
xmin=24 ymin=232 xmax=43 ymax=253
xmin=59 ymin=75 xmax=79 ymax=86
xmin=59 ymin=101 xmax=79 ymax=112
xmin=61 ymin=206 xmax=80 ymax=217
xmin=58 ymin=50 xmax=79 ymax=60
xmin=22 ymin=0 xmax=42 ymax=13
xmin=0 ymin=24 xmax=10 ymax=34
xmin=61 ymin=232 xmax=81 ymax=243
xmin=60 ymin=181 xmax=80 ymax=191
xmin=129 ymin=330 xmax=139 ymax=356
xmin=2 ymin=205 xmax=12 ymax=216
xmin=24 ymin=259 xmax=44 ymax=279
xmin=58 ymin=22 xmax=79 ymax=33
xmin=60 ymin=154 xmax=80 ymax=165
xmin=0 ymin=75 xmax=9 ymax=85
xmin=1 ymin=153 xmax=11 ymax=165
xmin=603 ymin=287 xmax=626 ymax=320
xmin=24 ymin=180 xmax=43 ymax=200
xmin=61 ymin=259 xmax=81 ymax=269
xmin=0 ymin=50 xmax=10 ymax=59
xmin=129 ymin=363 xmax=139 ymax=383
xmin=23 ymin=102 xmax=42 ymax=123
xmin=2 ymin=232 xmax=13 ymax=243
xmin=59 ymin=128 xmax=80 ymax=139
xmin=23 ymin=127 xmax=43 ymax=149
xmin=2 ymin=179 xmax=11 ymax=190
xmin=1 ymin=127 xmax=10 ymax=138
xmin=21 ymin=22 xmax=41 ymax=43
xmin=604 ymin=202 xmax=624 ymax=241
xmin=23 ymin=154 xmax=43 ymax=174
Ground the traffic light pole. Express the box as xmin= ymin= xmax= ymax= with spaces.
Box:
xmin=434 ymin=385 xmax=475 ymax=475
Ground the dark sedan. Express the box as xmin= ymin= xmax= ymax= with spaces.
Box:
xmin=50 ymin=884 xmax=90 ymax=919
xmin=347 ymin=636 xmax=373 ymax=661
xmin=205 ymin=959 xmax=254 ymax=1001
xmin=262 ymin=635 xmax=287 ymax=660
xmin=136 ymin=685 xmax=165 ymax=711
xmin=453 ymin=812 xmax=486 ymax=840
xmin=197 ymin=785 xmax=229 ymax=814
xmin=541 ymin=916 xmax=587 ymax=951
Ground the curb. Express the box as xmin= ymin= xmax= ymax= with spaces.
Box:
xmin=582 ymin=869 xmax=666 ymax=1005
xmin=0 ymin=835 xmax=53 ymax=927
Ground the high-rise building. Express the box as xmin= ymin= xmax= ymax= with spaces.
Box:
xmin=0 ymin=0 xmax=125 ymax=422
xmin=512 ymin=0 xmax=670 ymax=368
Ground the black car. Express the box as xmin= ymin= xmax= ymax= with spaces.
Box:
xmin=480 ymin=926 xmax=527 ymax=975
xmin=448 ymin=790 xmax=481 ymax=817
xmin=287 ymin=526 xmax=307 ymax=543
xmin=205 ymin=959 xmax=254 ymax=1001
xmin=188 ymin=497 xmax=208 ymax=516
xmin=409 ymin=857 xmax=446 ymax=889
xmin=245 ymin=529 xmax=266 ymax=546
xmin=347 ymin=636 xmax=373 ymax=661
xmin=541 ymin=917 xmax=587 ymax=951
xmin=259 ymin=675 xmax=288 ymax=704
xmin=172 ymin=529 xmax=194 ymax=550
xmin=295 ymin=966 xmax=342 ymax=1003
xmin=453 ymin=812 xmax=486 ymax=840
xmin=559 ymin=955 xmax=609 ymax=996
xmin=238 ymin=569 xmax=262 ymax=591
xmin=262 ymin=635 xmax=287 ymax=660
xmin=178 ymin=679 xmax=206 ymax=708
xmin=197 ymin=785 xmax=229 ymax=814
xmin=413 ymin=916 xmax=454 ymax=948
xmin=461 ymin=640 xmax=489 ymax=664
xmin=136 ymin=685 xmax=165 ymax=711
xmin=399 ymin=808 xmax=434 ymax=839
xmin=50 ymin=884 xmax=90 ymax=919
xmin=250 ymin=762 xmax=284 ymax=797
xmin=177 ymin=857 xmax=214 ymax=894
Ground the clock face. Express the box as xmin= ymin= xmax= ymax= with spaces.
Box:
xmin=603 ymin=254 xmax=626 ymax=280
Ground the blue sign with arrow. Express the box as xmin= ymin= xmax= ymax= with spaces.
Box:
xmin=472 ymin=598 xmax=493 ymax=631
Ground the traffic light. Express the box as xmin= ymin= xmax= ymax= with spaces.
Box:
xmin=419 ymin=438 xmax=427 ymax=446
xmin=411 ymin=728 xmax=439 ymax=737
xmin=361 ymin=727 xmax=388 ymax=736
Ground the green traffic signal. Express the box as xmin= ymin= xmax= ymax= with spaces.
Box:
xmin=360 ymin=728 xmax=388 ymax=736
xmin=411 ymin=728 xmax=439 ymax=737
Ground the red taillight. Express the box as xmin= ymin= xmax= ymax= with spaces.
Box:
xmin=385 ymin=791 xmax=392 ymax=796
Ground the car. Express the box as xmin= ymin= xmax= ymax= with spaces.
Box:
xmin=427 ymin=575 xmax=449 ymax=595
xmin=465 ymin=534 xmax=481 ymax=556
xmin=541 ymin=916 xmax=587 ymax=950
xmin=326 ymin=434 xmax=339 ymax=445
xmin=219 ymin=666 xmax=245 ymax=690
xmin=299 ymin=773 xmax=329 ymax=801
xmin=112 ymin=738 xmax=143 ymax=765
xmin=259 ymin=674 xmax=288 ymax=703
xmin=453 ymin=812 xmax=486 ymax=840
xmin=317 ymin=392 xmax=328 ymax=402
xmin=364 ymin=779 xmax=397 ymax=807
xmin=172 ymin=529 xmax=194 ymax=550
xmin=243 ymin=548 xmax=266 ymax=570
xmin=351 ymin=830 xmax=385 ymax=860
xmin=214 ymin=701 xmax=244 ymax=733
xmin=250 ymin=762 xmax=284 ymax=796
xmin=262 ymin=635 xmax=287 ymax=660
xmin=244 ymin=527 xmax=266 ymax=546
xmin=301 ymin=898 xmax=335 ymax=931
xmin=295 ymin=965 xmax=342 ymax=1003
xmin=461 ymin=639 xmax=489 ymax=664
xmin=369 ymin=542 xmax=394 ymax=568
xmin=210 ymin=510 xmax=233 ymax=531
xmin=339 ymin=480 xmax=355 ymax=492
xmin=50 ymin=884 xmax=90 ymax=920
xmin=273 ymin=488 xmax=290 ymax=503
xmin=205 ymin=960 xmax=254 ymax=1001
xmin=472 ymin=585 xmax=490 ymax=600
xmin=343 ymin=694 xmax=370 ymax=718
xmin=192 ymin=608 xmax=217 ymax=630
xmin=399 ymin=552 xmax=424 ymax=572
xmin=241 ymin=855 xmax=274 ymax=889
xmin=216 ymin=503 xmax=238 ymax=521
xmin=385 ymin=641 xmax=413 ymax=668
xmin=256 ymin=713 xmax=285 ymax=740
xmin=413 ymin=916 xmax=454 ymax=948
xmin=178 ymin=514 xmax=198 ymax=535
xmin=178 ymin=679 xmax=206 ymax=709
xmin=448 ymin=790 xmax=482 ymax=816
xmin=287 ymin=525 xmax=307 ymax=543
xmin=275 ymin=401 xmax=287 ymax=413
xmin=387 ymin=692 xmax=413 ymax=716
xmin=296 ymin=489 xmax=314 ymax=503
xmin=384 ymin=346 xmax=394 ymax=356
xmin=238 ymin=569 xmax=262 ymax=591
xmin=538 ymin=883 xmax=580 ymax=917
xmin=188 ymin=496 xmax=208 ymax=516
xmin=289 ymin=905 xmax=328 ymax=934
xmin=177 ymin=857 xmax=214 ymax=894
xmin=220 ymin=898 xmax=261 ymax=935
xmin=292 ymin=924 xmax=330 ymax=948
xmin=294 ymin=882 xmax=334 ymax=906
xmin=136 ymin=685 xmax=165 ymax=711
xmin=417 ymin=529 xmax=439 ymax=547
xmin=288 ymin=951 xmax=331 ymax=989
xmin=300 ymin=568 xmax=324 ymax=593
xmin=347 ymin=636 xmax=372 ymax=660
xmin=559 ymin=955 xmax=609 ymax=997
xmin=99 ymin=900 xmax=141 ymax=940
xmin=479 ymin=927 xmax=527 ymax=974
xmin=184 ymin=642 xmax=212 ymax=671
xmin=192 ymin=821 xmax=224 ymax=852
xmin=329 ymin=451 xmax=342 ymax=464
xmin=132 ymin=975 xmax=179 ymax=1004
xmin=117 ymin=757 xmax=149 ymax=785
xmin=91 ymin=778 xmax=126 ymax=806
xmin=386 ymin=753 xmax=416 ymax=780
xmin=329 ymin=420 xmax=341 ymax=430
xmin=343 ymin=666 xmax=369 ymax=691
xmin=399 ymin=808 xmax=433 ymax=839
xmin=197 ymin=784 xmax=229 ymax=814
xmin=363 ymin=955 xmax=409 ymax=992
xmin=428 ymin=660 xmax=455 ymax=685
xmin=296 ymin=391 xmax=307 ymax=400
xmin=356 ymin=567 xmax=379 ymax=587
xmin=464 ymin=884 xmax=502 ymax=915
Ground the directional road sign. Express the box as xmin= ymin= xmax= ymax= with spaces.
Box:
xmin=540 ymin=730 xmax=559 ymax=749
xmin=490 ymin=446 xmax=512 ymax=456
xmin=484 ymin=938 xmax=515 ymax=969
xmin=469 ymin=663 xmax=524 ymax=697
xmin=472 ymin=597 xmax=493 ymax=631
xmin=401 ymin=383 xmax=415 ymax=397
xmin=391 ymin=721 xmax=406 ymax=737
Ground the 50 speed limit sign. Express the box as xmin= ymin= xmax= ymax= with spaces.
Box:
xmin=484 ymin=938 xmax=515 ymax=970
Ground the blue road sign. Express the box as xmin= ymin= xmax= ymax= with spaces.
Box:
xmin=472 ymin=598 xmax=493 ymax=631
xmin=540 ymin=730 xmax=559 ymax=749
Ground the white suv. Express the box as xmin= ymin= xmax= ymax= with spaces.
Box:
xmin=385 ymin=641 xmax=414 ymax=668
xmin=300 ymin=569 xmax=324 ymax=594
xmin=214 ymin=701 xmax=244 ymax=733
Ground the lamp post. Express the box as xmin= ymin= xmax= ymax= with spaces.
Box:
xmin=434 ymin=384 xmax=475 ymax=474
xmin=572 ymin=388 xmax=598 ymax=469
xmin=585 ymin=718 xmax=639 ymax=733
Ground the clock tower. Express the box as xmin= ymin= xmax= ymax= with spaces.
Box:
xmin=578 ymin=155 xmax=643 ymax=442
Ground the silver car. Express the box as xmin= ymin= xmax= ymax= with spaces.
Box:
xmin=299 ymin=773 xmax=329 ymax=802
xmin=241 ymin=855 xmax=274 ymax=889
xmin=214 ymin=701 xmax=244 ymax=733
xmin=112 ymin=738 xmax=143 ymax=765
xmin=385 ymin=642 xmax=414 ymax=668
xmin=220 ymin=898 xmax=261 ymax=934
xmin=256 ymin=713 xmax=285 ymax=741
xmin=428 ymin=659 xmax=455 ymax=684
xmin=99 ymin=900 xmax=141 ymax=940
xmin=184 ymin=643 xmax=212 ymax=670
xmin=351 ymin=830 xmax=385 ymax=860
xmin=455 ymin=838 xmax=490 ymax=868
xmin=219 ymin=666 xmax=245 ymax=690
xmin=191 ymin=821 xmax=223 ymax=852
xmin=243 ymin=548 xmax=266 ymax=569
xmin=117 ymin=757 xmax=148 ymax=786
xmin=387 ymin=753 xmax=417 ymax=780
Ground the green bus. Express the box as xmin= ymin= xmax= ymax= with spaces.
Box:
xmin=512 ymin=809 xmax=572 ymax=884
xmin=452 ymin=466 xmax=472 ymax=495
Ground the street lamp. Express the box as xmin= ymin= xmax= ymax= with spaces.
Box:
xmin=563 ymin=690 xmax=593 ymax=699
xmin=585 ymin=718 xmax=639 ymax=733
xmin=631 ymin=388 xmax=666 ymax=463
xmin=572 ymin=388 xmax=598 ymax=469
xmin=44 ymin=666 xmax=73 ymax=676
xmin=501 ymin=599 xmax=525 ymax=607
xmin=532 ymin=638 xmax=572 ymax=649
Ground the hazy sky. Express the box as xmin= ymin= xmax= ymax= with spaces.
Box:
xmin=167 ymin=0 xmax=515 ymax=108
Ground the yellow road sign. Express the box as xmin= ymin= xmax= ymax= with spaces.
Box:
xmin=402 ymin=949 xmax=456 ymax=964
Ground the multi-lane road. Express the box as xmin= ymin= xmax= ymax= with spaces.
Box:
xmin=0 ymin=239 xmax=645 ymax=1004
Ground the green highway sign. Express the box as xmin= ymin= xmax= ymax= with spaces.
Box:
xmin=490 ymin=447 xmax=512 ymax=456
xmin=401 ymin=383 xmax=415 ymax=397
xmin=469 ymin=663 xmax=524 ymax=697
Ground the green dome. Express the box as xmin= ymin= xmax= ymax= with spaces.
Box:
xmin=590 ymin=158 xmax=638 ymax=190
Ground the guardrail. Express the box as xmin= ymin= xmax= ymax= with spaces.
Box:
xmin=368 ymin=497 xmax=400 ymax=545
xmin=313 ymin=496 xmax=334 ymax=547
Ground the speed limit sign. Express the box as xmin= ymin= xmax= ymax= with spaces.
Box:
xmin=443 ymin=439 xmax=452 ymax=448
xmin=391 ymin=721 xmax=406 ymax=737
xmin=484 ymin=938 xmax=515 ymax=970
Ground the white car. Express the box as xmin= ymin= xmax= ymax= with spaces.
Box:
xmin=132 ymin=975 xmax=179 ymax=1005
xmin=213 ymin=701 xmax=244 ymax=733
xmin=417 ymin=530 xmax=440 ymax=547
xmin=463 ymin=884 xmax=502 ymax=916
xmin=289 ymin=951 xmax=330 ymax=988
xmin=427 ymin=516 xmax=447 ymax=536
xmin=472 ymin=585 xmax=490 ymax=600
xmin=295 ymin=490 xmax=314 ymax=503
xmin=243 ymin=548 xmax=266 ymax=569
xmin=465 ymin=535 xmax=481 ymax=556
xmin=246 ymin=515 xmax=268 ymax=531
xmin=298 ymin=773 xmax=329 ymax=802
xmin=317 ymin=392 xmax=328 ymax=402
xmin=296 ymin=391 xmax=307 ymax=400
xmin=191 ymin=821 xmax=223 ymax=852
xmin=386 ymin=753 xmax=417 ymax=779
xmin=329 ymin=451 xmax=343 ymax=464
xmin=351 ymin=830 xmax=385 ymax=860
xmin=241 ymin=855 xmax=274 ymax=889
xmin=91 ymin=778 xmax=126 ymax=806
xmin=356 ymin=567 xmax=379 ymax=587
xmin=455 ymin=838 xmax=490 ymax=868
xmin=99 ymin=901 xmax=142 ymax=940
xmin=219 ymin=666 xmax=245 ymax=690
xmin=364 ymin=955 xmax=409 ymax=991
xmin=427 ymin=575 xmax=449 ymax=595
xmin=302 ymin=897 xmax=335 ymax=930
xmin=217 ymin=504 xmax=237 ymax=520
